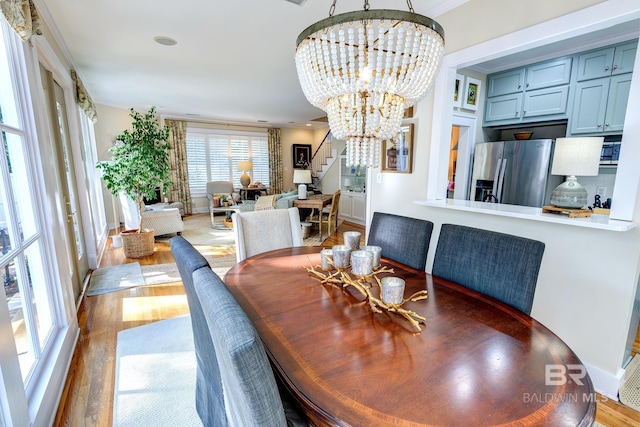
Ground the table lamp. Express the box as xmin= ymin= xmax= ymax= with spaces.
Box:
xmin=550 ymin=137 xmax=604 ymax=209
xmin=293 ymin=169 xmax=312 ymax=200
xmin=238 ymin=161 xmax=253 ymax=188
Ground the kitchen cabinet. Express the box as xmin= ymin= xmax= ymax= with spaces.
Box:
xmin=569 ymin=74 xmax=632 ymax=135
xmin=338 ymin=155 xmax=366 ymax=224
xmin=484 ymin=57 xmax=572 ymax=125
xmin=339 ymin=192 xmax=366 ymax=224
xmin=576 ymin=40 xmax=637 ymax=81
xmin=487 ymin=68 xmax=525 ymax=97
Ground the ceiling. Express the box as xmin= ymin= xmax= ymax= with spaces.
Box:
xmin=36 ymin=0 xmax=468 ymax=129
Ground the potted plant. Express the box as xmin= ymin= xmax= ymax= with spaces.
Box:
xmin=97 ymin=107 xmax=173 ymax=258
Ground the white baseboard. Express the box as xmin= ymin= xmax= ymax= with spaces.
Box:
xmin=585 ymin=362 xmax=624 ymax=401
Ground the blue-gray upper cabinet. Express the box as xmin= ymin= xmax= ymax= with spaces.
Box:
xmin=485 ymin=57 xmax=572 ymax=125
xmin=487 ymin=69 xmax=525 ymax=97
xmin=525 ymin=57 xmax=573 ymax=90
xmin=576 ymin=40 xmax=637 ymax=81
xmin=569 ymin=74 xmax=632 ymax=135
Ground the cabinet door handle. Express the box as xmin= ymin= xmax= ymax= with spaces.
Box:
xmin=526 ymin=83 xmax=529 ymax=88
xmin=518 ymin=84 xmax=521 ymax=89
xmin=613 ymin=64 xmax=618 ymax=70
xmin=605 ymin=66 xmax=610 ymax=71
xmin=598 ymin=123 xmax=602 ymax=128
xmin=605 ymin=123 xmax=610 ymax=127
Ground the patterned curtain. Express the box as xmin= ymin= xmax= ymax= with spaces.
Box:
xmin=0 ymin=0 xmax=42 ymax=41
xmin=268 ymin=128 xmax=283 ymax=195
xmin=70 ymin=70 xmax=98 ymax=123
xmin=165 ymin=119 xmax=192 ymax=215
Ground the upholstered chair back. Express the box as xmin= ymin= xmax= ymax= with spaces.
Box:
xmin=432 ymin=224 xmax=545 ymax=315
xmin=367 ymin=212 xmax=434 ymax=271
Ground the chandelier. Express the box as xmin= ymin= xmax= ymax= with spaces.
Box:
xmin=295 ymin=0 xmax=445 ymax=167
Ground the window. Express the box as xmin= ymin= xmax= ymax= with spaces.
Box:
xmin=186 ymin=128 xmax=270 ymax=194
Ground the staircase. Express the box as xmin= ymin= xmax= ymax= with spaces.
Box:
xmin=310 ymin=131 xmax=338 ymax=181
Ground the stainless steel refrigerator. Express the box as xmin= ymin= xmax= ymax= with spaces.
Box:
xmin=469 ymin=139 xmax=562 ymax=208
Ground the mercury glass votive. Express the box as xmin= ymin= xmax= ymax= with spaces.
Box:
xmin=381 ymin=277 xmax=406 ymax=305
xmin=343 ymin=231 xmax=361 ymax=251
xmin=351 ymin=250 xmax=373 ymax=276
xmin=332 ymin=245 xmax=351 ymax=268
xmin=361 ymin=245 xmax=382 ymax=268
xmin=320 ymin=248 xmax=333 ymax=269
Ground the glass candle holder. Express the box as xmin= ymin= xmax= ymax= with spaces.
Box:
xmin=343 ymin=231 xmax=361 ymax=251
xmin=361 ymin=245 xmax=382 ymax=268
xmin=332 ymin=245 xmax=351 ymax=268
xmin=351 ymin=250 xmax=373 ymax=276
xmin=320 ymin=248 xmax=333 ymax=269
xmin=381 ymin=277 xmax=405 ymax=305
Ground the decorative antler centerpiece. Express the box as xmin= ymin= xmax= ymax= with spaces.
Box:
xmin=305 ymin=249 xmax=428 ymax=331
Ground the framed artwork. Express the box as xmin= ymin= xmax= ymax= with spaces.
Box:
xmin=463 ymin=76 xmax=481 ymax=111
xmin=381 ymin=124 xmax=414 ymax=173
xmin=292 ymin=144 xmax=311 ymax=169
xmin=403 ymin=106 xmax=414 ymax=119
xmin=453 ymin=74 xmax=464 ymax=108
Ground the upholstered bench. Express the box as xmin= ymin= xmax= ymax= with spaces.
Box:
xmin=146 ymin=202 xmax=185 ymax=217
xmin=141 ymin=207 xmax=184 ymax=237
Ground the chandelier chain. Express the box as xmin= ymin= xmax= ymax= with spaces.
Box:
xmin=329 ymin=0 xmax=336 ymax=16
xmin=363 ymin=1 xmax=370 ymax=11
xmin=406 ymin=0 xmax=415 ymax=13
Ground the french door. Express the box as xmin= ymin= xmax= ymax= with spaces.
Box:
xmin=39 ymin=64 xmax=88 ymax=302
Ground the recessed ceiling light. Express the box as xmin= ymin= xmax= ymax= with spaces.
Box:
xmin=154 ymin=36 xmax=177 ymax=46
xmin=306 ymin=123 xmax=312 ymax=126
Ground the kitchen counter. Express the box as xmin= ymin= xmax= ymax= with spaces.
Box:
xmin=415 ymin=199 xmax=636 ymax=232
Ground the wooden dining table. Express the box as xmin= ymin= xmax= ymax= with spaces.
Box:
xmin=293 ymin=194 xmax=333 ymax=239
xmin=224 ymin=246 xmax=596 ymax=427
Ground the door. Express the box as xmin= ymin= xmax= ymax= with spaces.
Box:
xmin=500 ymin=139 xmax=553 ymax=208
xmin=40 ymin=66 xmax=88 ymax=302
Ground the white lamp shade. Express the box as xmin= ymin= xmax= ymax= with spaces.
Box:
xmin=293 ymin=169 xmax=312 ymax=184
xmin=237 ymin=161 xmax=253 ymax=172
xmin=551 ymin=137 xmax=604 ymax=177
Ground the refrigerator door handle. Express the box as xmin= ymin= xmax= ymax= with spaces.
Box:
xmin=497 ymin=158 xmax=507 ymax=203
xmin=491 ymin=158 xmax=502 ymax=202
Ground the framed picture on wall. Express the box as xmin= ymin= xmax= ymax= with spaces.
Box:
xmin=463 ymin=76 xmax=481 ymax=111
xmin=453 ymin=74 xmax=464 ymax=108
xmin=381 ymin=124 xmax=414 ymax=173
xmin=292 ymin=144 xmax=311 ymax=169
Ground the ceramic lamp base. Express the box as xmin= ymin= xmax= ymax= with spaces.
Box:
xmin=550 ymin=175 xmax=588 ymax=209
xmin=240 ymin=172 xmax=251 ymax=188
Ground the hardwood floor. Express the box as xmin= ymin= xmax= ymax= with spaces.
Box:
xmin=54 ymin=220 xmax=639 ymax=426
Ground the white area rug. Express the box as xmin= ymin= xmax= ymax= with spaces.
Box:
xmin=113 ymin=314 xmax=201 ymax=427
xmin=86 ymin=263 xmax=144 ymax=296
xmin=619 ymin=355 xmax=640 ymax=411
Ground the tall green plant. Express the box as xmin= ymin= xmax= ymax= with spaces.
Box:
xmin=97 ymin=107 xmax=173 ymax=232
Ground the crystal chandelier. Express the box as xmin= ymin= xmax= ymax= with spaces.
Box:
xmin=295 ymin=0 xmax=445 ymax=167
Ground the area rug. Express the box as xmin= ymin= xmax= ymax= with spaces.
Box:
xmin=113 ymin=314 xmax=202 ymax=427
xmin=86 ymin=263 xmax=144 ymax=296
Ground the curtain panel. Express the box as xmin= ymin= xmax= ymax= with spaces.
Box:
xmin=268 ymin=128 xmax=283 ymax=195
xmin=0 ymin=0 xmax=41 ymax=41
xmin=165 ymin=119 xmax=192 ymax=215
xmin=70 ymin=69 xmax=98 ymax=123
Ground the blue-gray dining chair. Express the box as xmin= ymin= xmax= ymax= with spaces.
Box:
xmin=170 ymin=236 xmax=227 ymax=427
xmin=367 ymin=212 xmax=434 ymax=271
xmin=432 ymin=224 xmax=545 ymax=315
xmin=194 ymin=267 xmax=308 ymax=426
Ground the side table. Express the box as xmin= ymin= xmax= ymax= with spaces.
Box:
xmin=210 ymin=205 xmax=240 ymax=229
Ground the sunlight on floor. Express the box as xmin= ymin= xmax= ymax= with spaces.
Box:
xmin=122 ymin=295 xmax=188 ymax=322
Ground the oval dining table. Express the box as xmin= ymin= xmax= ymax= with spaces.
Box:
xmin=223 ymin=246 xmax=596 ymax=427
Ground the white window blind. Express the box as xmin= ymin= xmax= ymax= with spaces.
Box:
xmin=186 ymin=129 xmax=270 ymax=194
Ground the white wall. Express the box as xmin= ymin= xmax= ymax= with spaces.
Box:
xmin=368 ymin=0 xmax=640 ymax=398
xmin=93 ymin=105 xmax=136 ymax=227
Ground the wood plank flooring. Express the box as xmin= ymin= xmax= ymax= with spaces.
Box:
xmin=53 ymin=219 xmax=639 ymax=426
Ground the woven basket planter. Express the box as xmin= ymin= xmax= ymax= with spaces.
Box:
xmin=121 ymin=229 xmax=155 ymax=258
